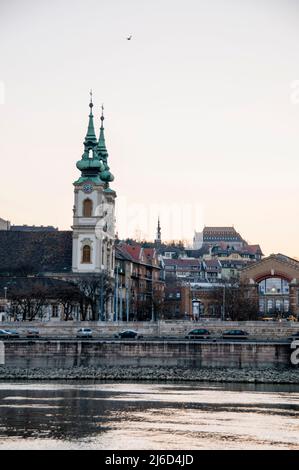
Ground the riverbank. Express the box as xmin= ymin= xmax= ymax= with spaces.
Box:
xmin=0 ymin=366 xmax=299 ymax=383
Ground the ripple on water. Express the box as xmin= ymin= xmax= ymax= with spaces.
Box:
xmin=0 ymin=382 xmax=298 ymax=450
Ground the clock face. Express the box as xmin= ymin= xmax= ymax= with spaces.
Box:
xmin=83 ymin=183 xmax=93 ymax=194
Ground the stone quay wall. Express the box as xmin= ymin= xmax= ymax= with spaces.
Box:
xmin=0 ymin=340 xmax=294 ymax=370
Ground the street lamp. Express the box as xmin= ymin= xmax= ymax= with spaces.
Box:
xmin=125 ymin=282 xmax=130 ymax=322
xmin=222 ymin=284 xmax=226 ymax=321
xmin=119 ymin=284 xmax=123 ymax=322
xmin=115 ymin=265 xmax=119 ymax=322
xmin=151 ymin=275 xmax=155 ymax=322
xmin=3 ymin=287 xmax=8 ymax=322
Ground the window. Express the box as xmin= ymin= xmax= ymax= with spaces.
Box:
xmin=82 ymin=245 xmax=91 ymax=263
xmin=52 ymin=305 xmax=59 ymax=317
xmin=83 ymin=199 xmax=93 ymax=217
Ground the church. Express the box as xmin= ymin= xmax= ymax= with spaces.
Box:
xmin=0 ymin=95 xmax=117 ymax=321
xmin=72 ymin=96 xmax=116 ymax=276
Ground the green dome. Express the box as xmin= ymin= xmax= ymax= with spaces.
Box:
xmin=74 ymin=99 xmax=116 ymax=189
xmin=100 ymin=170 xmax=114 ymax=182
xmin=76 ymin=158 xmax=102 ymax=171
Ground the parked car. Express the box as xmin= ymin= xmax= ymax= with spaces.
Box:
xmin=185 ymin=328 xmax=211 ymax=339
xmin=77 ymin=328 xmax=93 ymax=338
xmin=0 ymin=329 xmax=13 ymax=339
xmin=4 ymin=329 xmax=20 ymax=338
xmin=222 ymin=329 xmax=249 ymax=340
xmin=26 ymin=328 xmax=40 ymax=338
xmin=114 ymin=329 xmax=143 ymax=339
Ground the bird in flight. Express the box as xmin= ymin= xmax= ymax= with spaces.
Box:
xmin=126 ymin=35 xmax=132 ymax=40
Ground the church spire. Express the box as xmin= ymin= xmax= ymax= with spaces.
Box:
xmin=84 ymin=90 xmax=97 ymax=150
xmin=74 ymin=92 xmax=104 ymax=185
xmin=98 ymin=104 xmax=108 ymax=156
xmin=97 ymin=104 xmax=114 ymax=183
xmin=155 ymin=217 xmax=161 ymax=245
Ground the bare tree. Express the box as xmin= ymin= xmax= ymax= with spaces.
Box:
xmin=135 ymin=297 xmax=152 ymax=321
xmin=152 ymin=287 xmax=164 ymax=321
xmin=210 ymin=280 xmax=259 ymax=321
xmin=76 ymin=272 xmax=113 ymax=321
xmin=52 ymin=283 xmax=81 ymax=321
xmin=9 ymin=283 xmax=49 ymax=321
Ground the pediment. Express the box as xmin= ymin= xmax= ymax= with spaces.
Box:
xmin=241 ymin=254 xmax=299 ymax=283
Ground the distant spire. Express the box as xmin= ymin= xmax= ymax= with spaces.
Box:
xmin=84 ymin=90 xmax=97 ymax=150
xmin=155 ymin=217 xmax=161 ymax=245
xmin=98 ymin=104 xmax=108 ymax=156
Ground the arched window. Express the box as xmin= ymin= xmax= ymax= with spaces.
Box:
xmin=82 ymin=245 xmax=91 ymax=263
xmin=83 ymin=199 xmax=93 ymax=217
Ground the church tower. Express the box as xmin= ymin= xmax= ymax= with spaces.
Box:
xmin=72 ymin=94 xmax=116 ymax=277
xmin=155 ymin=217 xmax=161 ymax=246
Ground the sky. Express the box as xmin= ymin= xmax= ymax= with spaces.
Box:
xmin=0 ymin=0 xmax=299 ymax=257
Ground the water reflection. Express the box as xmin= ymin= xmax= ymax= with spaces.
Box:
xmin=0 ymin=381 xmax=298 ymax=449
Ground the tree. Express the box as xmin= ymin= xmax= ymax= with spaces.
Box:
xmin=76 ymin=272 xmax=113 ymax=321
xmin=135 ymin=297 xmax=152 ymax=321
xmin=152 ymin=287 xmax=164 ymax=321
xmin=1 ymin=263 xmax=39 ymax=277
xmin=52 ymin=283 xmax=81 ymax=321
xmin=210 ymin=280 xmax=259 ymax=321
xmin=9 ymin=283 xmax=49 ymax=321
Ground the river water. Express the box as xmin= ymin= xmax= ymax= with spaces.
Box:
xmin=0 ymin=381 xmax=298 ymax=450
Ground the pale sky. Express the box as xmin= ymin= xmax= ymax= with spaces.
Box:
xmin=0 ymin=0 xmax=299 ymax=257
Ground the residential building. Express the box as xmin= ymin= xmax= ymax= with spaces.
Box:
xmin=164 ymin=258 xmax=203 ymax=283
xmin=202 ymin=259 xmax=222 ymax=282
xmin=115 ymin=242 xmax=165 ymax=321
xmin=163 ymin=284 xmax=192 ymax=319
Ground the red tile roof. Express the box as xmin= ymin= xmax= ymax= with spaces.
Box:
xmin=116 ymin=243 xmax=159 ymax=267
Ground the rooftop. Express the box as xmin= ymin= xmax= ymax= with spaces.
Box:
xmin=0 ymin=231 xmax=72 ymax=275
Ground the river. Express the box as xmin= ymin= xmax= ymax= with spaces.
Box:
xmin=0 ymin=381 xmax=298 ymax=450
